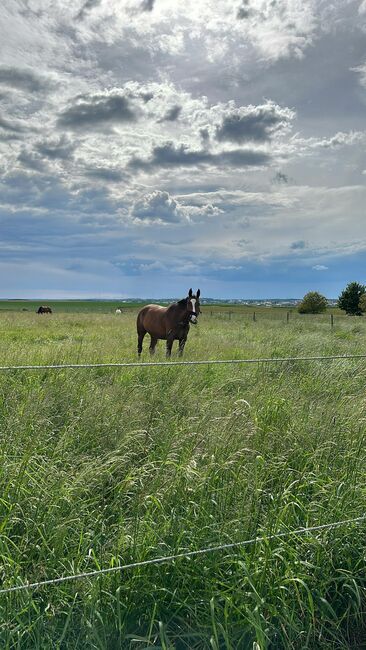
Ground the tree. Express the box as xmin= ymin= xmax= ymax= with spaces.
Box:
xmin=298 ymin=291 xmax=328 ymax=314
xmin=338 ymin=282 xmax=366 ymax=316
xmin=359 ymin=293 xmax=366 ymax=314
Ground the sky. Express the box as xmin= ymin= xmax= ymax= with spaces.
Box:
xmin=0 ymin=0 xmax=365 ymax=299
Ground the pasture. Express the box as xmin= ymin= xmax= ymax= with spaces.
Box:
xmin=0 ymin=306 xmax=365 ymax=648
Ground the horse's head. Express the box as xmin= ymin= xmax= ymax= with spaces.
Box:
xmin=186 ymin=288 xmax=201 ymax=324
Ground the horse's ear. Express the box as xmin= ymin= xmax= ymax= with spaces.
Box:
xmin=188 ymin=288 xmax=192 ymax=297
xmin=196 ymin=289 xmax=200 ymax=298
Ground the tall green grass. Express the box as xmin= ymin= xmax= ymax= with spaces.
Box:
xmin=0 ymin=310 xmax=365 ymax=648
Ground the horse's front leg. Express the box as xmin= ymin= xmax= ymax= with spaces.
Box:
xmin=166 ymin=337 xmax=174 ymax=358
xmin=178 ymin=337 xmax=187 ymax=357
xmin=149 ymin=336 xmax=158 ymax=355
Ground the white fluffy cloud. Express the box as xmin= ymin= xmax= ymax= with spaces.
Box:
xmin=130 ymin=190 xmax=183 ymax=223
xmin=129 ymin=189 xmax=222 ymax=224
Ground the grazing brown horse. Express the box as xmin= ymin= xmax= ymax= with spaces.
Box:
xmin=137 ymin=289 xmax=201 ymax=357
xmin=37 ymin=305 xmax=52 ymax=314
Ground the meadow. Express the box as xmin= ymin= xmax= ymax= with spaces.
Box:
xmin=0 ymin=305 xmax=365 ymax=648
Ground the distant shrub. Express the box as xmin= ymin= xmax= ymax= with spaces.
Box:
xmin=298 ymin=291 xmax=327 ymax=314
xmin=359 ymin=293 xmax=366 ymax=314
xmin=338 ymin=282 xmax=366 ymax=316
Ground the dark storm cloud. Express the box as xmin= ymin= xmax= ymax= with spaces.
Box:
xmin=0 ymin=66 xmax=49 ymax=93
xmin=0 ymin=113 xmax=26 ymax=133
xmin=18 ymin=149 xmax=46 ymax=172
xmin=75 ymin=0 xmax=102 ymax=21
xmin=141 ymin=0 xmax=155 ymax=12
xmin=36 ymin=135 xmax=76 ymax=160
xmin=129 ymin=141 xmax=270 ymax=170
xmin=158 ymin=105 xmax=182 ymax=122
xmin=57 ymin=93 xmax=138 ymax=129
xmin=141 ymin=91 xmax=154 ymax=103
xmin=237 ymin=0 xmax=251 ymax=19
xmin=273 ymin=171 xmax=288 ymax=184
xmin=200 ymin=127 xmax=210 ymax=144
xmin=221 ymin=149 xmax=270 ymax=166
xmin=0 ymin=132 xmax=20 ymax=142
xmin=83 ymin=167 xmax=125 ymax=182
xmin=0 ymin=170 xmax=117 ymax=219
xmin=290 ymin=240 xmax=306 ymax=250
xmin=216 ymin=104 xmax=293 ymax=143
xmin=237 ymin=8 xmax=250 ymax=19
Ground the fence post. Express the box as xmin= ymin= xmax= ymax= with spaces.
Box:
xmin=211 ymin=310 xmax=213 ymax=317
xmin=286 ymin=311 xmax=290 ymax=323
xmin=331 ymin=313 xmax=334 ymax=328
xmin=253 ymin=311 xmax=256 ymax=322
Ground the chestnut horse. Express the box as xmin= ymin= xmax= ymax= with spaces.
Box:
xmin=137 ymin=289 xmax=201 ymax=357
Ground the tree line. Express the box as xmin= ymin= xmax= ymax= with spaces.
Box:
xmin=298 ymin=282 xmax=366 ymax=315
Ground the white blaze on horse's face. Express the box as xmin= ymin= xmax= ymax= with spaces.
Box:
xmin=189 ymin=298 xmax=197 ymax=324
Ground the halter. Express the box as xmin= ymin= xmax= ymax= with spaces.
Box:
xmin=189 ymin=310 xmax=199 ymax=321
xmin=177 ymin=311 xmax=197 ymax=327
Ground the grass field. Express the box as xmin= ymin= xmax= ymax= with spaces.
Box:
xmin=0 ymin=300 xmax=144 ymax=313
xmin=0 ymin=306 xmax=365 ymax=648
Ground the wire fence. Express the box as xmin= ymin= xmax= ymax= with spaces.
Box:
xmin=0 ymin=353 xmax=366 ymax=372
xmin=206 ymin=310 xmax=342 ymax=325
xmin=1 ymin=347 xmax=365 ymax=598
xmin=0 ymin=515 xmax=364 ymax=596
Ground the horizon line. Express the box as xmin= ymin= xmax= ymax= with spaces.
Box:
xmin=0 ymin=297 xmax=339 ymax=302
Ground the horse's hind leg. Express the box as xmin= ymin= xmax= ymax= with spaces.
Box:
xmin=137 ymin=331 xmax=146 ymax=357
xmin=149 ymin=336 xmax=158 ymax=355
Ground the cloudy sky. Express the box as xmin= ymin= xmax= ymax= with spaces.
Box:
xmin=0 ymin=0 xmax=365 ymax=299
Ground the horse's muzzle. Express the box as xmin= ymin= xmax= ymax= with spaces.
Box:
xmin=190 ymin=315 xmax=198 ymax=324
